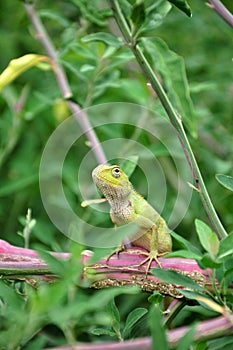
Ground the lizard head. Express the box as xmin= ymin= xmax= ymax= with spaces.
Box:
xmin=92 ymin=164 xmax=132 ymax=198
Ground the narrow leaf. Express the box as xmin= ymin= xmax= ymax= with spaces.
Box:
xmin=82 ymin=32 xmax=123 ymax=48
xmin=0 ymin=54 xmax=49 ymax=92
xmin=170 ymin=231 xmax=201 ymax=256
xmin=195 ymin=219 xmax=219 ymax=256
xmin=0 ymin=174 xmax=38 ymax=197
xmin=148 ymin=291 xmax=164 ymax=304
xmin=123 ymin=307 xmax=148 ymax=338
xmin=37 ymin=250 xmax=66 ymax=276
xmin=143 ymin=37 xmax=196 ymax=136
xmin=108 ymin=298 xmax=120 ymax=325
xmin=178 ymin=290 xmax=225 ymax=314
xmin=208 ymin=335 xmax=233 ymax=350
xmin=150 ymin=304 xmax=169 ymax=350
xmin=108 ymin=299 xmax=122 ymax=339
xmin=91 ymin=328 xmax=115 ymax=337
xmin=131 ymin=3 xmax=145 ymax=30
xmin=168 ymin=0 xmax=192 ymax=17
xmin=216 ymin=174 xmax=233 ymax=192
xmin=195 ymin=296 xmax=225 ymax=314
xmin=151 ymin=269 xmax=205 ymax=291
xmin=176 ymin=324 xmax=196 ymax=350
xmin=218 ymin=232 xmax=233 ymax=259
xmin=166 ymin=249 xmax=201 ymax=260
xmin=198 ymin=253 xmax=222 ymax=269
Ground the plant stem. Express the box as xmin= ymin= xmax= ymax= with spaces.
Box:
xmin=110 ymin=0 xmax=227 ymax=239
xmin=163 ymin=300 xmax=186 ymax=328
xmin=24 ymin=3 xmax=107 ymax=165
xmin=207 ymin=0 xmax=233 ymax=27
xmin=43 ymin=315 xmax=233 ymax=349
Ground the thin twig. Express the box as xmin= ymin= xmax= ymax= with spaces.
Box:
xmin=110 ymin=0 xmax=228 ymax=239
xmin=207 ymin=0 xmax=233 ymax=27
xmin=24 ymin=3 xmax=107 ymax=164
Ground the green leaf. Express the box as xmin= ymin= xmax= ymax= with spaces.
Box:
xmin=195 ymin=219 xmax=220 ymax=256
xmin=168 ymin=0 xmax=192 ymax=17
xmin=176 ymin=324 xmax=196 ymax=350
xmin=223 ymin=267 xmax=233 ymax=288
xmin=80 ymin=64 xmax=95 ymax=73
xmin=195 ymin=342 xmax=208 ymax=350
xmin=178 ymin=291 xmax=224 ymax=314
xmin=39 ymin=9 xmax=70 ymax=27
xmin=82 ymin=32 xmax=123 ymax=48
xmin=25 ymin=335 xmax=47 ymax=350
xmin=121 ymin=156 xmax=139 ymax=178
xmin=119 ymin=78 xmax=150 ymax=104
xmin=218 ymin=232 xmax=233 ymax=259
xmin=0 ymin=174 xmax=38 ymax=197
xmin=37 ymin=250 xmax=67 ymax=276
xmin=198 ymin=253 xmax=222 ymax=269
xmin=91 ymin=328 xmax=115 ymax=337
xmin=108 ymin=299 xmax=122 ymax=340
xmin=108 ymin=298 xmax=120 ymax=325
xmin=166 ymin=249 xmax=201 ymax=260
xmin=148 ymin=291 xmax=164 ymax=304
xmin=208 ymin=335 xmax=233 ymax=350
xmin=216 ymin=174 xmax=233 ymax=192
xmin=118 ymin=0 xmax=132 ymax=18
xmin=151 ymin=269 xmax=205 ymax=291
xmin=138 ymin=2 xmax=172 ymax=37
xmin=0 ymin=280 xmax=24 ymax=309
xmin=70 ymin=0 xmax=111 ymax=26
xmin=143 ymin=37 xmax=196 ymax=136
xmin=131 ymin=3 xmax=146 ymax=32
xmin=107 ymin=50 xmax=134 ymax=68
xmin=123 ymin=307 xmax=148 ymax=338
xmin=170 ymin=231 xmax=202 ymax=256
xmin=150 ymin=304 xmax=169 ymax=350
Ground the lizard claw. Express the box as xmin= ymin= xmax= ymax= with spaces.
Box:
xmin=138 ymin=250 xmax=162 ymax=276
xmin=106 ymin=244 xmax=125 ymax=263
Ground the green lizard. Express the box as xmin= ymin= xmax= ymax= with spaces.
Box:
xmin=90 ymin=164 xmax=172 ymax=274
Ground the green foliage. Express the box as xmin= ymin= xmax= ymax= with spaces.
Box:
xmin=155 ymin=219 xmax=233 ymax=313
xmin=195 ymin=219 xmax=219 ymax=257
xmin=216 ymin=174 xmax=233 ymax=192
xmin=123 ymin=307 xmax=148 ymax=338
xmin=150 ymin=304 xmax=169 ymax=350
xmin=143 ymin=36 xmax=196 ymax=135
xmin=0 ymin=0 xmax=232 ymax=348
xmin=176 ymin=324 xmax=196 ymax=350
xmin=152 ymin=268 xmax=205 ymax=292
xmin=168 ymin=0 xmax=192 ymax=17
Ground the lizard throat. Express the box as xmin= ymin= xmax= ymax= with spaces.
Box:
xmin=95 ymin=180 xmax=131 ymax=210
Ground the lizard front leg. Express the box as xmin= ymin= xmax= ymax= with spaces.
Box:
xmin=106 ymin=243 xmax=125 ymax=262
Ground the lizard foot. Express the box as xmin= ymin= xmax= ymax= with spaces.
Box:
xmin=138 ymin=250 xmax=162 ymax=276
xmin=106 ymin=244 xmax=125 ymax=263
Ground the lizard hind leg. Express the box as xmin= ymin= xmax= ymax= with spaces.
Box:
xmin=137 ymin=222 xmax=166 ymax=276
xmin=138 ymin=250 xmax=162 ymax=276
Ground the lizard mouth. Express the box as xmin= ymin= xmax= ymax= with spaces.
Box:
xmin=92 ymin=166 xmax=118 ymax=186
xmin=95 ymin=174 xmax=118 ymax=187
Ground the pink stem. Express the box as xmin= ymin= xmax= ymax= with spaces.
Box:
xmin=24 ymin=3 xmax=107 ymax=164
xmin=43 ymin=315 xmax=233 ymax=349
xmin=0 ymin=239 xmax=70 ymax=259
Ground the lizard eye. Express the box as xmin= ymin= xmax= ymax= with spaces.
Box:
xmin=112 ymin=167 xmax=121 ymax=178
